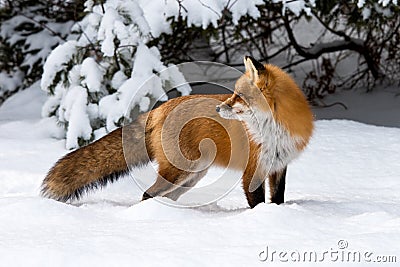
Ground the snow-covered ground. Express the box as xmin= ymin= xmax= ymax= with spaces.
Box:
xmin=0 ymin=86 xmax=399 ymax=266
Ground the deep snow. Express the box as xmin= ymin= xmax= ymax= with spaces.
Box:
xmin=0 ymin=86 xmax=399 ymax=266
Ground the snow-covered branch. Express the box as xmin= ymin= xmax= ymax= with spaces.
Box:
xmin=40 ymin=0 xmax=265 ymax=149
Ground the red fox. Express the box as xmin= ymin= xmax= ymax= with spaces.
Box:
xmin=41 ymin=56 xmax=313 ymax=208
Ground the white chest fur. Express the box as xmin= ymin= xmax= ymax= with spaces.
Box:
xmin=243 ymin=109 xmax=302 ymax=174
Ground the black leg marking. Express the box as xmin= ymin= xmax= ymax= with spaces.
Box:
xmin=246 ymin=182 xmax=265 ymax=208
xmin=270 ymin=167 xmax=287 ymax=205
xmin=142 ymin=191 xmax=153 ymax=201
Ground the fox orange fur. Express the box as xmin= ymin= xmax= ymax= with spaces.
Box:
xmin=41 ymin=56 xmax=313 ymax=208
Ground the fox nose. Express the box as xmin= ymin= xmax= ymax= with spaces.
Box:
xmin=216 ymin=106 xmax=220 ymax=112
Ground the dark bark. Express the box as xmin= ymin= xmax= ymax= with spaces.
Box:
xmin=283 ymin=14 xmax=383 ymax=80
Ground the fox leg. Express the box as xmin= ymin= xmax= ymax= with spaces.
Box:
xmin=142 ymin=162 xmax=207 ymax=201
xmin=242 ymin=159 xmax=266 ymax=208
xmin=142 ymin=176 xmax=175 ymax=200
xmin=163 ymin=169 xmax=209 ymax=201
xmin=142 ymin=164 xmax=187 ymax=200
xmin=268 ymin=166 xmax=287 ymax=204
xmin=243 ymin=178 xmax=265 ymax=208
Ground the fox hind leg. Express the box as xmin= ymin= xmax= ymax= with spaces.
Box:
xmin=142 ymin=164 xmax=207 ymax=201
xmin=142 ymin=165 xmax=186 ymax=200
xmin=141 ymin=176 xmax=173 ymax=200
xmin=268 ymin=166 xmax=287 ymax=205
xmin=163 ymin=169 xmax=209 ymax=201
xmin=243 ymin=179 xmax=265 ymax=208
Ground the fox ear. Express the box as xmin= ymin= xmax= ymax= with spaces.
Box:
xmin=244 ymin=56 xmax=265 ymax=83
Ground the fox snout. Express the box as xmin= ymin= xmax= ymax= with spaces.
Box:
xmin=216 ymin=102 xmax=239 ymax=120
xmin=216 ymin=102 xmax=233 ymax=113
xmin=216 ymin=103 xmax=231 ymax=113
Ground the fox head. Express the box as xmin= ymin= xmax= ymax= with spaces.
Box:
xmin=216 ymin=56 xmax=275 ymax=121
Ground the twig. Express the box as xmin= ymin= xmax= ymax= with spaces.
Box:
xmin=20 ymin=14 xmax=67 ymax=41
xmin=282 ymin=57 xmax=310 ymax=69
xmin=314 ymin=100 xmax=348 ymax=110
xmin=197 ymin=0 xmax=220 ymax=17
xmin=176 ymin=0 xmax=188 ymax=17
xmin=228 ymin=0 xmax=239 ymax=10
xmin=100 ymin=0 xmax=105 ymax=14
xmin=243 ymin=26 xmax=264 ymax=60
xmin=311 ymin=10 xmax=349 ymax=40
xmin=221 ymin=24 xmax=230 ymax=62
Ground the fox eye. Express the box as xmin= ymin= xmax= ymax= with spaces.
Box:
xmin=237 ymin=92 xmax=244 ymax=97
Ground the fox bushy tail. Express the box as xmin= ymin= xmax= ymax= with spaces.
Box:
xmin=41 ymin=116 xmax=152 ymax=202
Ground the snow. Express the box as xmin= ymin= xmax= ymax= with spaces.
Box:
xmin=41 ymin=41 xmax=78 ymax=92
xmin=0 ymin=70 xmax=24 ymax=97
xmin=313 ymin=87 xmax=400 ymax=128
xmin=122 ymin=1 xmax=151 ymax=36
xmin=1 ymin=87 xmax=400 ymax=266
xmin=59 ymin=86 xmax=92 ymax=149
xmin=98 ymin=43 xmax=188 ymax=132
xmin=379 ymin=0 xmax=398 ymax=7
xmin=273 ymin=0 xmax=314 ymax=16
xmin=0 ymin=12 xmax=73 ymax=93
xmin=111 ymin=70 xmax=128 ymax=90
xmin=160 ymin=64 xmax=192 ymax=96
xmin=134 ymin=0 xmax=265 ymax=37
xmin=0 ymin=81 xmax=45 ymax=121
xmin=362 ymin=7 xmax=371 ymax=19
xmin=97 ymin=7 xmax=121 ymax=56
xmin=229 ymin=0 xmax=263 ymax=24
xmin=81 ymin=58 xmax=104 ymax=93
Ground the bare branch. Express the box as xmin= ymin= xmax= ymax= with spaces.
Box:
xmin=20 ymin=14 xmax=67 ymax=41
xmin=314 ymin=100 xmax=348 ymax=110
xmin=283 ymin=14 xmax=383 ymax=80
xmin=311 ymin=10 xmax=350 ymax=40
xmin=197 ymin=0 xmax=220 ymax=17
